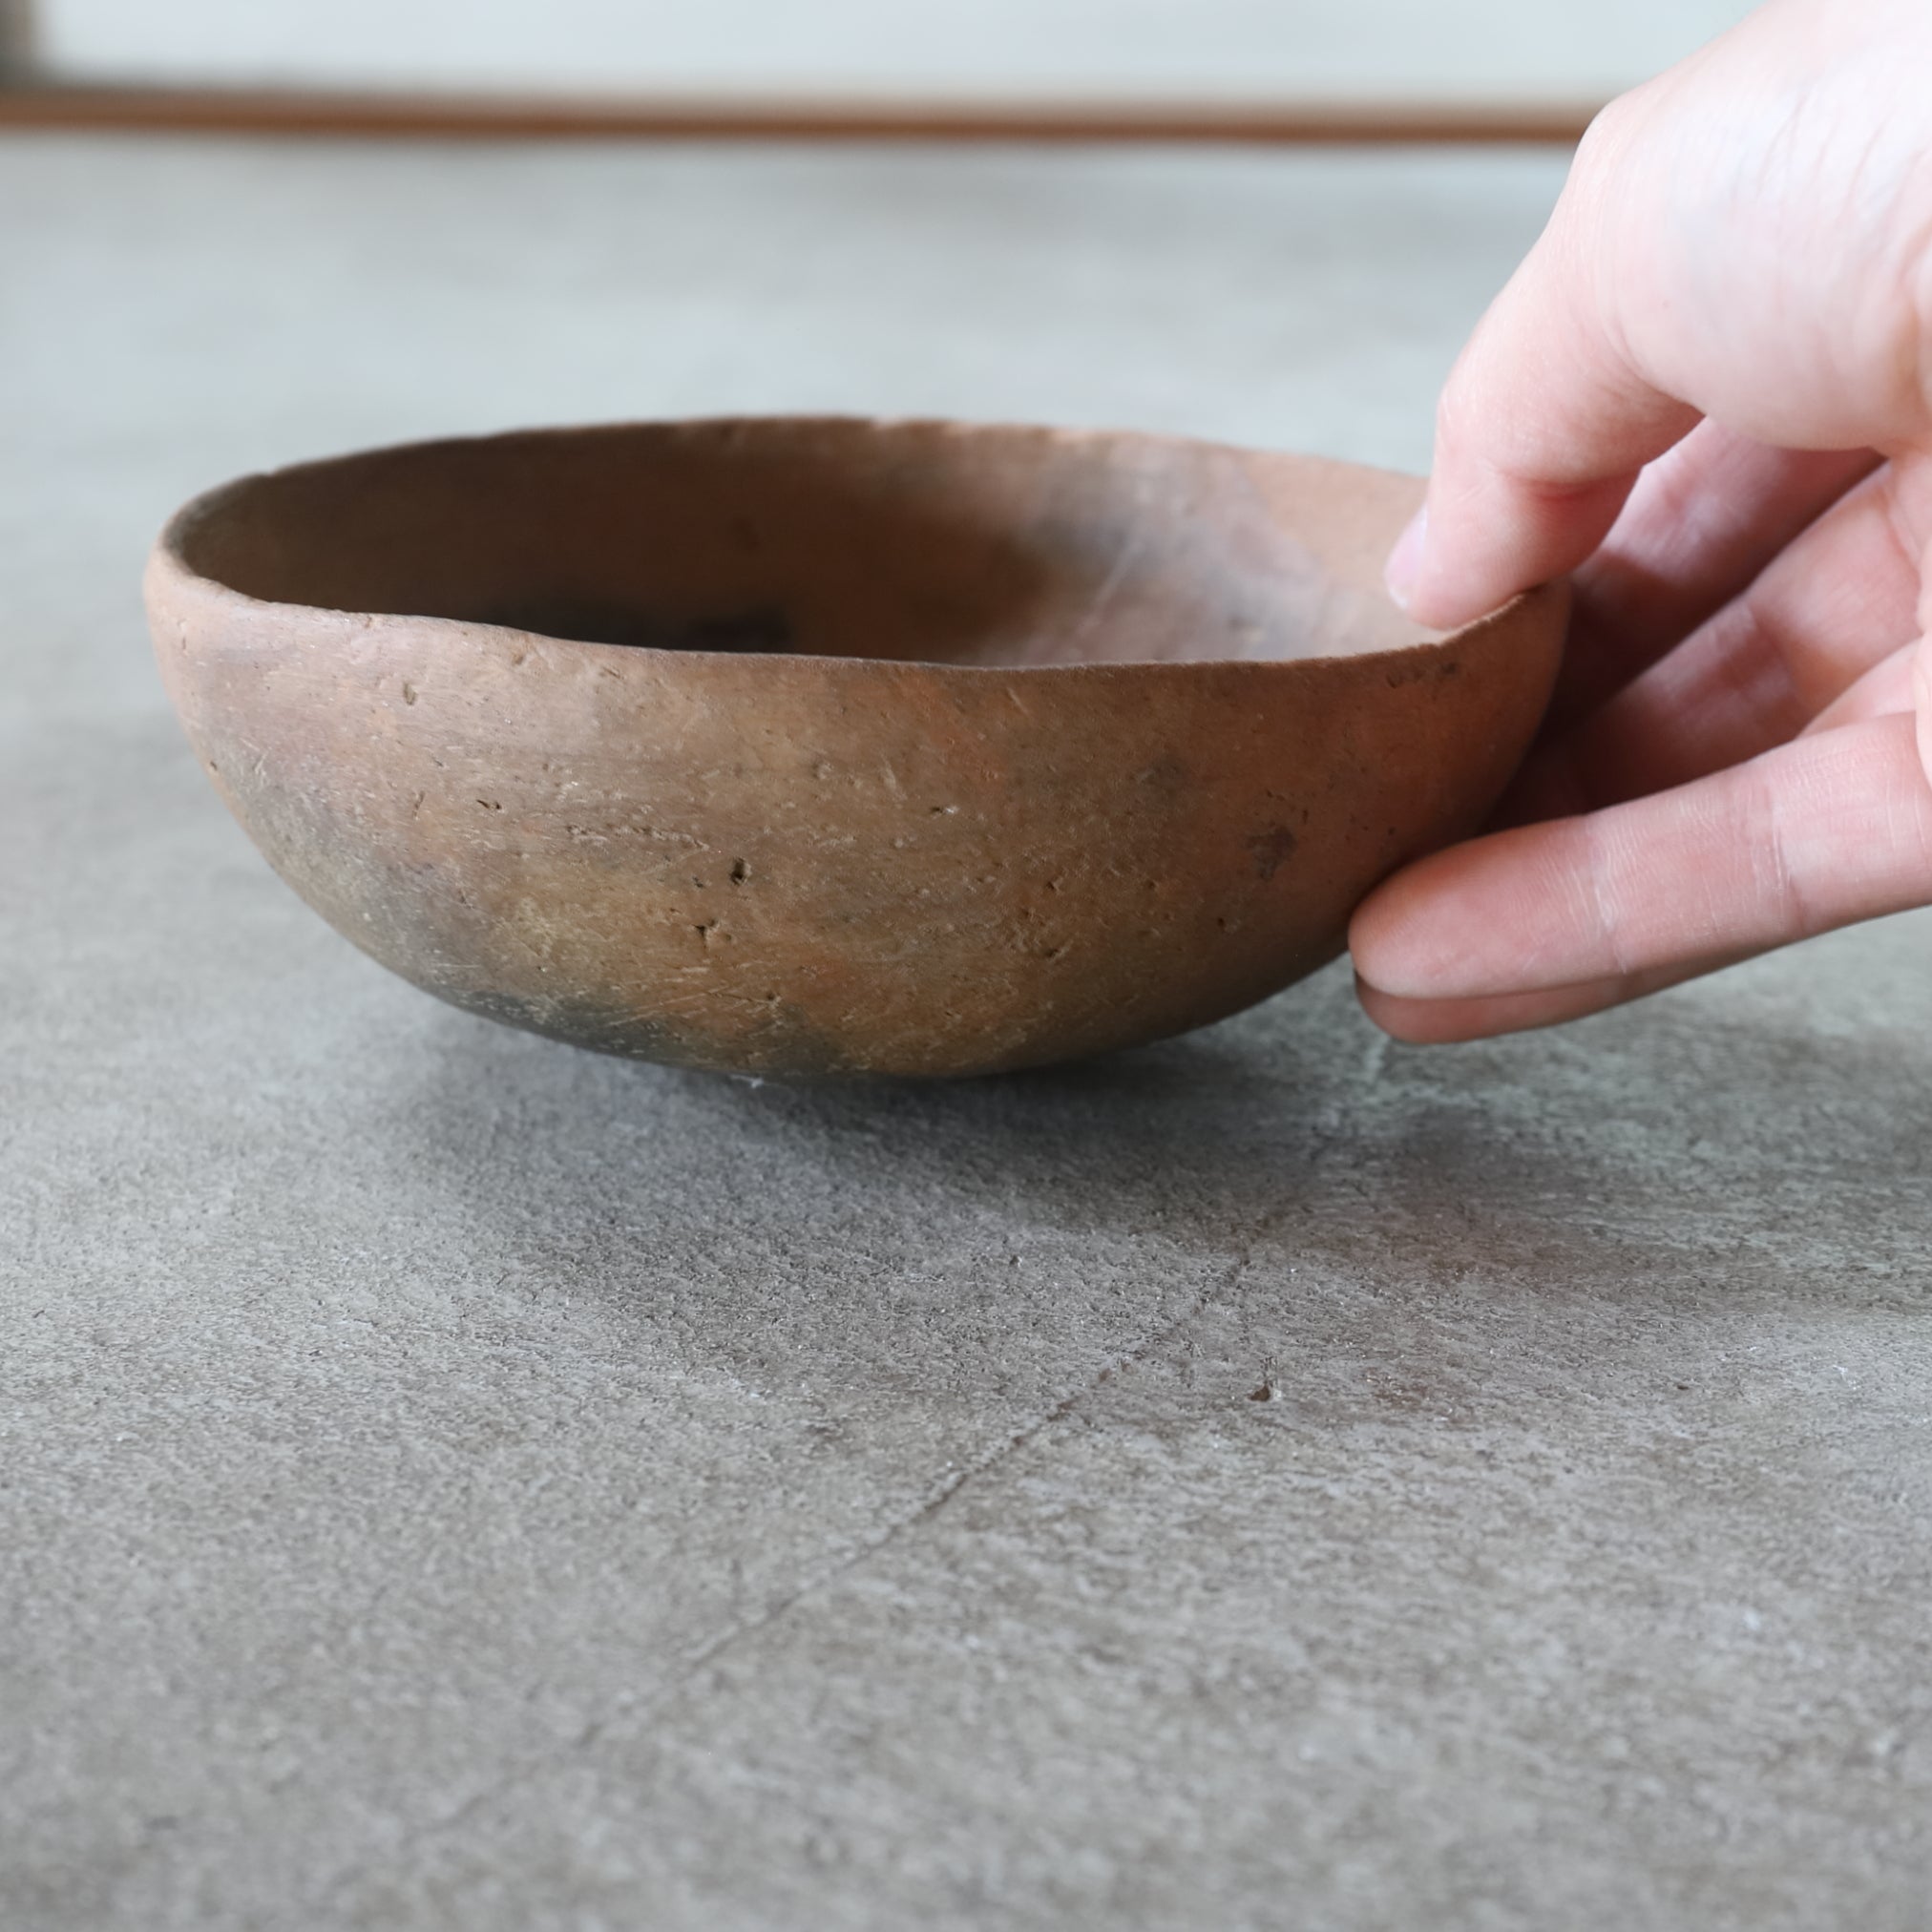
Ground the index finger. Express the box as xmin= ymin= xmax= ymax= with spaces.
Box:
xmin=1386 ymin=113 xmax=1702 ymax=631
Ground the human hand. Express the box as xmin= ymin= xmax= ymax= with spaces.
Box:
xmin=1350 ymin=0 xmax=1932 ymax=1041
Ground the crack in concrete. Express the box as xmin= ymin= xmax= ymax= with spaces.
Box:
xmin=317 ymin=1222 xmax=1282 ymax=1899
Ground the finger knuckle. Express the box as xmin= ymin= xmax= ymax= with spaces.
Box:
xmin=1573 ymin=86 xmax=1648 ymax=177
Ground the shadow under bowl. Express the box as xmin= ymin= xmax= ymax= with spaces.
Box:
xmin=146 ymin=417 xmax=1566 ymax=1078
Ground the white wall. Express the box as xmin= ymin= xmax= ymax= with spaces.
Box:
xmin=39 ymin=0 xmax=1759 ymax=101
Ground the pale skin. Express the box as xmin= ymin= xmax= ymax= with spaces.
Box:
xmin=1351 ymin=0 xmax=1932 ymax=1041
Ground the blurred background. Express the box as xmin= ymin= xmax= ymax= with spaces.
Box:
xmin=9 ymin=1 xmax=1755 ymax=112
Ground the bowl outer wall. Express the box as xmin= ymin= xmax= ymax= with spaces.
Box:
xmin=145 ymin=445 xmax=1566 ymax=1079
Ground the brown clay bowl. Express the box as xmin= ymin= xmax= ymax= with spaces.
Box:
xmin=146 ymin=418 xmax=1565 ymax=1079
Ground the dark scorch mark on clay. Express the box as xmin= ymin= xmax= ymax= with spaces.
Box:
xmin=1246 ymin=825 xmax=1299 ymax=881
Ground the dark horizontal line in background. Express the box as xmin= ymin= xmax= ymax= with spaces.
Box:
xmin=0 ymin=81 xmax=1597 ymax=145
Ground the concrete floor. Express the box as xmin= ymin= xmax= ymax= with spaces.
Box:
xmin=4 ymin=136 xmax=1930 ymax=1931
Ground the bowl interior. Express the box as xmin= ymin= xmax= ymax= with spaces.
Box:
xmin=173 ymin=419 xmax=1435 ymax=670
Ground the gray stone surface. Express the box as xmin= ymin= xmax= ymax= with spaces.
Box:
xmin=4 ymin=135 xmax=1930 ymax=1931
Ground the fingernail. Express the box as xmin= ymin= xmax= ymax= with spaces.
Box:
xmin=1384 ymin=506 xmax=1428 ymax=613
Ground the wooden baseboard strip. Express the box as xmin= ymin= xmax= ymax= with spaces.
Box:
xmin=0 ymin=81 xmax=1596 ymax=145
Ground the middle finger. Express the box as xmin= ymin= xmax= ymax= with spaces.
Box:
xmin=1550 ymin=426 xmax=1880 ymax=729
xmin=1503 ymin=455 xmax=1929 ymax=823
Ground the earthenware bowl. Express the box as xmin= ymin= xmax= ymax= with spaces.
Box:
xmin=146 ymin=418 xmax=1566 ymax=1078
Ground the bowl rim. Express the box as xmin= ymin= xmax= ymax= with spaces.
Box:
xmin=148 ymin=413 xmax=1565 ymax=681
